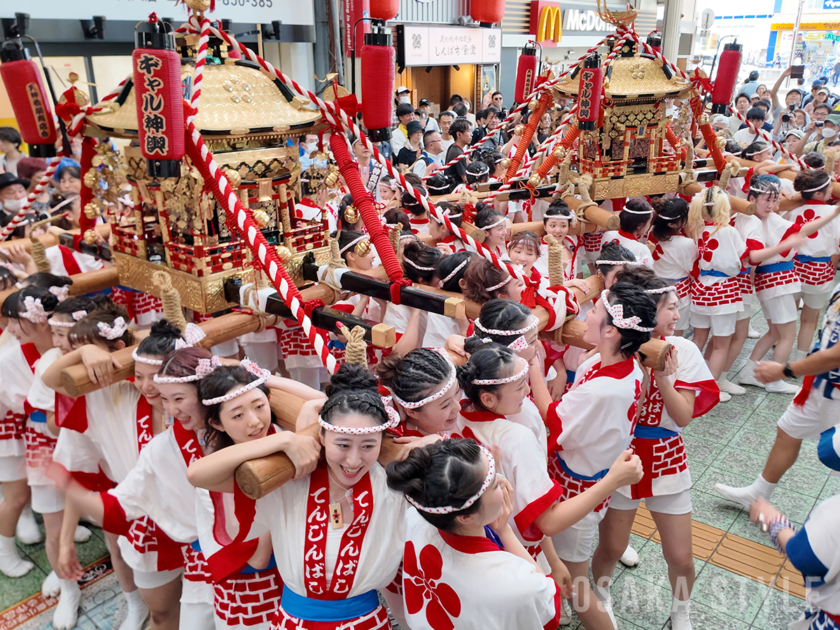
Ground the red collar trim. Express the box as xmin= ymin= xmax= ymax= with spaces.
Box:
xmin=588 ymin=356 xmax=635 ymax=380
xmin=410 ymin=216 xmax=429 ymax=225
xmin=299 ymin=198 xmax=319 ymax=208
xmin=21 ymin=344 xmax=41 ymax=372
xmin=618 ymin=230 xmax=638 ymax=242
xmin=441 ymin=235 xmax=457 ymax=244
xmin=459 ymin=400 xmax=504 ymax=423
xmin=806 ymin=199 xmax=828 ymax=205
xmin=440 ymin=530 xmax=501 ymax=554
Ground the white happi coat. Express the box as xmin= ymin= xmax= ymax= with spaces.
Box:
xmin=649 ymin=233 xmax=696 ymax=304
xmin=788 ymin=200 xmax=840 ymax=294
xmin=690 ymin=222 xmax=746 ymax=315
xmin=731 ymin=213 xmax=764 ymax=307
xmin=400 ymin=508 xmax=562 ymax=630
xmin=753 ymin=212 xmax=801 ymax=300
xmin=458 ymin=402 xmax=562 ymax=547
xmin=617 ymin=337 xmax=718 ymax=500
xmin=252 ymin=463 xmax=404 ymax=607
xmin=0 ymin=333 xmax=27 ymax=466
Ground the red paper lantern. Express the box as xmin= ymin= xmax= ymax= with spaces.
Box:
xmin=577 ymin=53 xmax=603 ymax=131
xmin=471 ymin=0 xmax=505 ymax=27
xmin=711 ymin=43 xmax=743 ymax=115
xmin=514 ymin=47 xmax=538 ymax=104
xmin=0 ymin=43 xmax=58 ymax=158
xmin=370 ymin=0 xmax=399 ymax=21
xmin=361 ymin=23 xmax=395 ymax=142
xmin=132 ymin=18 xmax=184 ymax=178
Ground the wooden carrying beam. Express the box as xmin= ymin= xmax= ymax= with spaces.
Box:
xmin=0 ymin=266 xmax=120 ymax=308
xmin=681 ymin=183 xmax=757 ymax=215
xmin=60 ymin=312 xmax=262 ymax=397
xmin=510 ymin=220 xmax=600 ymax=237
xmin=234 ymin=389 xmax=403 ymax=500
xmin=0 ymin=224 xmax=111 ymax=254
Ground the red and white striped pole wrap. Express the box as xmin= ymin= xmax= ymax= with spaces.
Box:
xmin=183 ymin=117 xmax=338 ymax=374
xmin=190 ymin=17 xmax=211 ymax=110
xmin=0 ymin=153 xmax=63 ymax=241
xmin=184 ymin=19 xmax=535 ymax=287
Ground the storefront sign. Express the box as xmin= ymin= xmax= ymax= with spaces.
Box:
xmin=9 ymin=0 xmax=314 ymax=25
xmin=399 ymin=26 xmax=501 ymax=67
xmin=343 ymin=0 xmax=370 ymax=57
xmin=528 ymin=1 xmax=616 ymax=46
xmin=824 ymin=0 xmax=840 ymax=10
xmin=772 ymin=22 xmax=840 ymax=30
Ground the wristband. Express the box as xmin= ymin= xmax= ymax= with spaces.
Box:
xmin=768 ymin=515 xmax=795 ymax=552
xmin=783 ymin=363 xmax=795 ymax=379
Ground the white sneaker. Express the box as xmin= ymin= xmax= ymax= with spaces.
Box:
xmin=748 ymin=325 xmax=761 ymax=339
xmin=737 ymin=364 xmax=765 ymax=388
xmin=765 ymin=380 xmax=800 ymax=395
xmin=42 ymin=570 xmax=61 ymax=598
xmin=74 ymin=525 xmax=92 ymax=543
xmin=619 ymin=545 xmax=639 ymax=567
xmin=718 ymin=377 xmax=746 ymax=395
xmin=714 ymin=482 xmax=758 ymax=508
xmin=558 ymin=599 xmax=572 ymax=625
xmin=52 ymin=580 xmax=81 ymax=630
xmin=719 ymin=391 xmax=731 ymax=402
xmin=16 ymin=506 xmax=42 ymax=545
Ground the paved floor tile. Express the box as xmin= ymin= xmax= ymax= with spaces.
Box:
xmin=689 ymin=563 xmax=770 ymax=624
xmin=751 ymin=588 xmax=809 ymax=630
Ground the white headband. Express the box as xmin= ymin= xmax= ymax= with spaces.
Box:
xmin=800 ymin=183 xmax=830 ymax=193
xmin=97 ymin=317 xmax=128 ymax=340
xmin=48 ymin=310 xmax=87 ymax=328
xmin=20 ymin=296 xmax=48 ymax=324
xmin=51 ymin=195 xmax=79 ymax=214
xmin=508 ymin=335 xmax=529 ymax=352
xmin=440 ymin=258 xmax=469 ymax=284
xmin=657 ymin=214 xmax=680 ymax=220
xmin=400 ymin=233 xmax=418 ymax=241
xmin=474 ymin=315 xmax=538 ymax=337
xmin=647 ymin=285 xmax=676 ymax=295
xmin=601 ymin=291 xmax=655 ymax=332
xmin=339 ymin=234 xmax=370 ymax=255
xmin=472 ymin=358 xmax=529 ymax=385
xmin=427 ymin=182 xmax=451 ymax=192
xmin=481 ymin=217 xmax=507 ymax=231
xmin=486 ymin=275 xmax=512 ymax=292
xmin=154 ymin=355 xmax=221 ymax=384
xmin=468 ymin=163 xmax=490 ymax=176
xmin=622 ymin=206 xmax=653 ymax=215
xmin=391 ymin=361 xmax=457 ymax=410
xmin=595 ymin=259 xmax=640 ymax=266
xmin=432 ymin=209 xmax=462 ymax=224
xmin=405 ymin=445 xmax=495 ymax=515
xmin=49 ymin=285 xmax=70 ymax=302
xmin=317 ymin=402 xmax=401 ymax=435
xmin=201 ymin=358 xmax=271 ymax=405
xmin=132 ymin=348 xmax=164 ymax=366
xmin=174 ymin=323 xmax=207 ymax=350
xmin=405 ymin=257 xmax=436 ymax=272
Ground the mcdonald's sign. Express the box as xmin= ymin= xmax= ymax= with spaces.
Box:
xmin=530 ymin=1 xmax=563 ymax=46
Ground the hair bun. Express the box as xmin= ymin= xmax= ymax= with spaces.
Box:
xmin=325 ymin=363 xmax=378 ymax=397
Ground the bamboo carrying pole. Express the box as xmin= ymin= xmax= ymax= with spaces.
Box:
xmin=234 ymin=389 xmax=403 ymax=499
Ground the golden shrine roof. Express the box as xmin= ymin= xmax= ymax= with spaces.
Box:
xmin=86 ymin=60 xmax=322 ymax=138
xmin=553 ymin=52 xmax=691 ymax=100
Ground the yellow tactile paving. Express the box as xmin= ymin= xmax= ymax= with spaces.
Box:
xmin=630 ymin=502 xmax=806 ymax=600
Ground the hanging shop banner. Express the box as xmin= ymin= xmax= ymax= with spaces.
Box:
xmin=397 ymin=25 xmax=501 ymax=67
xmin=8 ymin=0 xmax=314 ymax=25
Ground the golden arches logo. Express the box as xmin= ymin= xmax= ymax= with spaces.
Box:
xmin=537 ymin=5 xmax=562 ymax=43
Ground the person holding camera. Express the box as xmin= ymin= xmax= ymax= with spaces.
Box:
xmin=794 ymin=109 xmax=839 ymax=155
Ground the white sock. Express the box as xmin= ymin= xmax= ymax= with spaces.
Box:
xmin=53 ymin=579 xmax=81 ymax=630
xmin=793 ymin=349 xmax=807 ymax=362
xmin=672 ymin=596 xmax=690 ymax=614
xmin=0 ymin=533 xmax=34 ymax=577
xmin=118 ymin=590 xmax=149 ymax=630
xmin=593 ymin=583 xmax=617 ymax=628
xmin=16 ymin=505 xmax=42 ymax=544
xmin=753 ymin=475 xmax=777 ymax=500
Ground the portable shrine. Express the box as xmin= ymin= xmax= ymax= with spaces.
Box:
xmin=83 ymin=31 xmax=332 ymax=313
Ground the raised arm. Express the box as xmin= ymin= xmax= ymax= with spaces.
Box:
xmin=42 ymin=345 xmax=122 ymax=395
xmin=770 ymin=67 xmax=792 ymax=112
xmin=186 ymin=431 xmax=321 ymax=493
xmin=749 ymin=207 xmax=840 ymax=264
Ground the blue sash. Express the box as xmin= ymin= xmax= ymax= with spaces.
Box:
xmin=755 ymin=261 xmax=794 ymax=274
xmin=565 ymin=369 xmax=576 ymax=384
xmin=281 ymin=587 xmax=379 ymax=622
xmin=189 ymin=540 xmax=276 ymax=576
xmin=795 ymin=255 xmax=832 ymax=264
xmin=634 ymin=425 xmax=678 ymax=439
xmin=699 ymin=269 xmax=733 ymax=278
xmin=555 ymin=454 xmax=608 ymax=481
